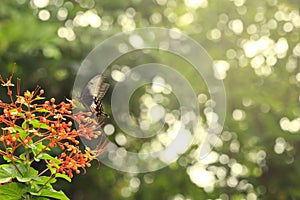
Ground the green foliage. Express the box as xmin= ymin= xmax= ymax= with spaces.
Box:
xmin=0 ymin=164 xmax=69 ymax=200
xmin=1 ymin=0 xmax=300 ymax=199
xmin=0 ymin=77 xmax=100 ymax=199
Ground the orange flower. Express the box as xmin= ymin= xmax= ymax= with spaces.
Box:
xmin=0 ymin=73 xmax=107 ymax=179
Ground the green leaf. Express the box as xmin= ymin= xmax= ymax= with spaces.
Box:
xmin=36 ymin=153 xmax=60 ymax=163
xmin=33 ymin=96 xmax=46 ymax=101
xmin=55 ymin=173 xmax=71 ymax=182
xmin=16 ymin=167 xmax=40 ymax=183
xmin=32 ymin=143 xmax=49 ymax=158
xmin=3 ymin=156 xmax=12 ymax=163
xmin=0 ymin=164 xmax=19 ymax=178
xmin=24 ymin=90 xmax=31 ymax=97
xmin=19 ymin=153 xmax=26 ymax=161
xmin=9 ymin=108 xmax=24 ymax=117
xmin=32 ymin=197 xmax=49 ymax=200
xmin=33 ymin=176 xmax=57 ymax=185
xmin=35 ymin=107 xmax=50 ymax=113
xmin=21 ymin=120 xmax=27 ymax=129
xmin=47 ymin=165 xmax=58 ymax=174
xmin=0 ymin=167 xmax=12 ymax=183
xmin=0 ymin=182 xmax=27 ymax=200
xmin=36 ymin=142 xmax=47 ymax=151
xmin=15 ymin=126 xmax=27 ymax=140
xmin=30 ymin=188 xmax=70 ymax=200
xmin=0 ymin=163 xmax=41 ymax=183
xmin=29 ymin=119 xmax=50 ymax=130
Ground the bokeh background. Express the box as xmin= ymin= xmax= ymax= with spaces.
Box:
xmin=0 ymin=0 xmax=300 ymax=199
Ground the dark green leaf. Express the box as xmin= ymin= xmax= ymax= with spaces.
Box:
xmin=30 ymin=188 xmax=70 ymax=200
xmin=0 ymin=164 xmax=19 ymax=178
xmin=0 ymin=182 xmax=27 ymax=200
xmin=32 ymin=197 xmax=49 ymax=200
xmin=0 ymin=167 xmax=12 ymax=183
xmin=16 ymin=167 xmax=40 ymax=183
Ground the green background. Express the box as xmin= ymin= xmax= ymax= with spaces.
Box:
xmin=0 ymin=0 xmax=300 ymax=199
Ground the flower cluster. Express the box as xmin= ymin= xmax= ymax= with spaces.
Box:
xmin=0 ymin=73 xmax=106 ymax=180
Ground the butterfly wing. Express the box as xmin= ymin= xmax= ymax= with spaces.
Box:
xmin=80 ymin=74 xmax=109 ymax=109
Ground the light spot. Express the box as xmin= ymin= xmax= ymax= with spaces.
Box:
xmin=57 ymin=7 xmax=68 ymax=21
xmin=280 ymin=117 xmax=290 ymax=131
xmin=143 ymin=174 xmax=154 ymax=184
xmin=104 ymin=124 xmax=115 ymax=135
xmin=250 ymin=55 xmax=265 ymax=69
xmin=227 ymin=176 xmax=238 ymax=187
xmin=111 ymin=70 xmax=125 ymax=82
xmin=283 ymin=22 xmax=294 ymax=32
xmin=152 ymin=76 xmax=166 ymax=93
xmin=120 ymin=187 xmax=131 ymax=198
xmin=149 ymin=105 xmax=165 ymax=123
xmin=229 ymin=19 xmax=243 ymax=34
xmin=267 ymin=19 xmax=277 ymax=29
xmin=38 ymin=9 xmax=50 ymax=21
xmin=243 ymin=37 xmax=274 ymax=58
xmin=210 ymin=29 xmax=222 ymax=40
xmin=198 ymin=93 xmax=207 ymax=104
xmin=33 ymin=0 xmax=49 ymax=8
xmin=202 ymin=151 xmax=219 ymax=165
xmin=213 ymin=60 xmax=230 ymax=80
xmin=293 ymin=43 xmax=300 ymax=57
xmin=231 ymin=163 xmax=243 ymax=176
xmin=129 ymin=177 xmax=140 ymax=189
xmin=57 ymin=27 xmax=76 ymax=41
xmin=74 ymin=10 xmax=101 ymax=28
xmin=243 ymin=41 xmax=258 ymax=58
xmin=247 ymin=193 xmax=257 ymax=200
xmin=242 ymin=98 xmax=253 ymax=107
xmin=289 ymin=119 xmax=300 ymax=133
xmin=280 ymin=117 xmax=300 ymax=133
xmin=150 ymin=12 xmax=162 ymax=24
xmin=226 ymin=49 xmax=237 ymax=59
xmin=184 ymin=0 xmax=208 ymax=9
xmin=275 ymin=38 xmax=288 ymax=56
xmin=118 ymin=43 xmax=129 ymax=53
xmin=188 ymin=165 xmax=215 ymax=188
xmin=205 ymin=111 xmax=219 ymax=124
xmin=232 ymin=109 xmax=245 ymax=121
xmin=115 ymin=133 xmax=127 ymax=146
xmin=177 ymin=13 xmax=194 ymax=26
xmin=266 ymin=55 xmax=277 ymax=66
xmin=230 ymin=140 xmax=240 ymax=153
xmin=274 ymin=137 xmax=286 ymax=154
xmin=296 ymin=72 xmax=300 ymax=82
xmin=156 ymin=0 xmax=167 ymax=6
xmin=234 ymin=0 xmax=246 ymax=7
xmin=129 ymin=34 xmax=144 ymax=49
xmin=247 ymin=24 xmax=257 ymax=35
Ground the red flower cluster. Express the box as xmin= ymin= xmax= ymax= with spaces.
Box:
xmin=0 ymin=73 xmax=106 ymax=178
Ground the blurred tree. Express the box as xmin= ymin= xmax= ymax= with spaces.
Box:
xmin=0 ymin=0 xmax=299 ymax=199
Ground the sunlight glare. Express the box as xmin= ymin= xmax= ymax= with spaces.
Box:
xmin=184 ymin=0 xmax=208 ymax=9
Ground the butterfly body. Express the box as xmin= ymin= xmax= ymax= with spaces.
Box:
xmin=79 ymin=74 xmax=110 ymax=119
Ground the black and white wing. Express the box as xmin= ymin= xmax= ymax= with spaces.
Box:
xmin=80 ymin=74 xmax=110 ymax=109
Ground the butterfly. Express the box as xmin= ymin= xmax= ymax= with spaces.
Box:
xmin=79 ymin=74 xmax=110 ymax=120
